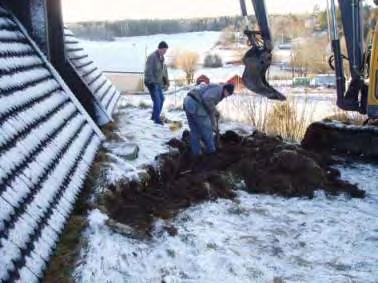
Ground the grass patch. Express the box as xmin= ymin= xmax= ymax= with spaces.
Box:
xmin=266 ymin=97 xmax=314 ymax=142
xmin=138 ymin=101 xmax=151 ymax=109
xmin=43 ymin=159 xmax=101 ymax=283
xmin=101 ymin=121 xmax=118 ymax=138
xmin=43 ymin=216 xmax=87 ymax=283
xmin=101 ymin=120 xmax=125 ymax=142
xmin=325 ymin=109 xmax=366 ymax=125
xmin=234 ymin=95 xmax=315 ymax=142
xmin=244 ymin=96 xmax=269 ymax=133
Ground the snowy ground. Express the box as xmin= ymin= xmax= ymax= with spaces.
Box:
xmin=75 ymin=165 xmax=378 ymax=283
xmin=98 ymin=91 xmax=254 ymax=186
xmin=97 ymin=88 xmax=347 ymax=187
xmin=74 ymin=92 xmax=378 ymax=283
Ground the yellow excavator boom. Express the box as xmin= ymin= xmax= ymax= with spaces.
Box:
xmin=368 ymin=22 xmax=378 ymax=117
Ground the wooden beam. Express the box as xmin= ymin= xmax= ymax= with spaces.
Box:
xmin=45 ymin=0 xmax=66 ymax=67
xmin=3 ymin=0 xmax=49 ymax=55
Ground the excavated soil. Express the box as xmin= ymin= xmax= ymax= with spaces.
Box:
xmin=302 ymin=120 xmax=378 ymax=160
xmin=103 ymin=130 xmax=365 ymax=236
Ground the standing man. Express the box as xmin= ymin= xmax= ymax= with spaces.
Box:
xmin=144 ymin=41 xmax=169 ymax=124
xmin=183 ymin=83 xmax=235 ymax=156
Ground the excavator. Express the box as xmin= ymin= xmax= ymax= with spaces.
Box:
xmin=240 ymin=0 xmax=378 ymax=119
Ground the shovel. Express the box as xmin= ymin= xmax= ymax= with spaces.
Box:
xmin=215 ymin=115 xmax=221 ymax=149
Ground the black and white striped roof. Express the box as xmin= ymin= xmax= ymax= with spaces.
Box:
xmin=0 ymin=6 xmax=104 ymax=282
xmin=64 ymin=28 xmax=120 ymax=115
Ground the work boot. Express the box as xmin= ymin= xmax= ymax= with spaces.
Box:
xmin=154 ymin=119 xmax=164 ymax=125
xmin=205 ymin=151 xmax=217 ymax=157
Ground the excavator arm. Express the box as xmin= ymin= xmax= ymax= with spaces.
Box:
xmin=328 ymin=0 xmax=367 ymax=114
xmin=241 ymin=0 xmax=378 ymax=118
xmin=239 ymin=0 xmax=285 ymax=100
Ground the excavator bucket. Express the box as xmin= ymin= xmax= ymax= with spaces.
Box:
xmin=242 ymin=48 xmax=286 ymax=100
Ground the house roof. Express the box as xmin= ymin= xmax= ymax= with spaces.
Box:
xmin=64 ymin=28 xmax=120 ymax=115
xmin=0 ymin=6 xmax=104 ymax=282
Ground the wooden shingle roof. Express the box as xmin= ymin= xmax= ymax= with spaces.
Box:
xmin=0 ymin=6 xmax=104 ymax=282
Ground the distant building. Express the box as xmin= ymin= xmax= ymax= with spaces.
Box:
xmin=278 ymin=43 xmax=292 ymax=50
xmin=227 ymin=75 xmax=244 ymax=92
xmin=305 ymin=16 xmax=318 ymax=29
xmin=292 ymin=77 xmax=311 ymax=87
xmin=310 ymin=74 xmax=336 ymax=88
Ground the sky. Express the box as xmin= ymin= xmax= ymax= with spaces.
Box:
xmin=61 ymin=0 xmax=344 ymax=23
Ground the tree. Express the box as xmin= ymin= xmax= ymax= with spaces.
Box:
xmin=312 ymin=4 xmax=321 ymax=16
xmin=290 ymin=35 xmax=330 ymax=77
xmin=317 ymin=8 xmax=342 ymax=31
xmin=175 ymin=51 xmax=200 ymax=84
xmin=219 ymin=27 xmax=237 ymax=46
xmin=270 ymin=15 xmax=308 ymax=44
xmin=318 ymin=11 xmax=328 ymax=31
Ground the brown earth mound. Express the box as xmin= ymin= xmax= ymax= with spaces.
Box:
xmin=302 ymin=120 xmax=378 ymax=159
xmin=103 ymin=130 xmax=365 ymax=236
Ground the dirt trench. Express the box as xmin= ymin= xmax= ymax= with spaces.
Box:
xmin=102 ymin=130 xmax=365 ymax=236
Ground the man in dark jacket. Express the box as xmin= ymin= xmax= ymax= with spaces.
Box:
xmin=144 ymin=41 xmax=169 ymax=124
xmin=183 ymin=83 xmax=235 ymax=156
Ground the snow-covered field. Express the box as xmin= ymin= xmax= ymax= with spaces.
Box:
xmin=116 ymin=86 xmax=338 ymax=129
xmin=79 ymin=32 xmax=222 ymax=72
xmin=73 ymin=93 xmax=378 ymax=283
xmin=77 ymin=31 xmax=256 ymax=83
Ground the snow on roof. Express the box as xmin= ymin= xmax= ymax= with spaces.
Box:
xmin=0 ymin=5 xmax=102 ymax=282
xmin=64 ymin=28 xmax=120 ymax=115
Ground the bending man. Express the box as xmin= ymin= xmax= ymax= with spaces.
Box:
xmin=183 ymin=83 xmax=234 ymax=156
xmin=144 ymin=41 xmax=169 ymax=124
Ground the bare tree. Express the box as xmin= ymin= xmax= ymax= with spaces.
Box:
xmin=270 ymin=15 xmax=309 ymax=43
xmin=290 ymin=44 xmax=307 ymax=77
xmin=290 ymin=35 xmax=330 ymax=77
xmin=175 ymin=51 xmax=200 ymax=84
xmin=218 ymin=27 xmax=237 ymax=47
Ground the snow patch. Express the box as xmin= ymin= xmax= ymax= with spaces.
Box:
xmin=88 ymin=209 xmax=108 ymax=228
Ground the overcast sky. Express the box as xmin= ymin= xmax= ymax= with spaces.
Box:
xmin=62 ymin=0 xmax=374 ymax=22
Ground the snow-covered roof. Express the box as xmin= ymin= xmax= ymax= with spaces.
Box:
xmin=0 ymin=6 xmax=103 ymax=282
xmin=64 ymin=28 xmax=120 ymax=114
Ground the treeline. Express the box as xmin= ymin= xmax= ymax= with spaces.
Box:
xmin=67 ymin=16 xmax=254 ymax=41
xmin=67 ymin=4 xmax=376 ymax=42
xmin=316 ymin=4 xmax=376 ymax=37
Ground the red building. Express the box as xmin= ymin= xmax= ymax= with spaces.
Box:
xmin=227 ymin=75 xmax=244 ymax=92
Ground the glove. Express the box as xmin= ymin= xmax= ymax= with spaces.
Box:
xmin=163 ymin=77 xmax=169 ymax=85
